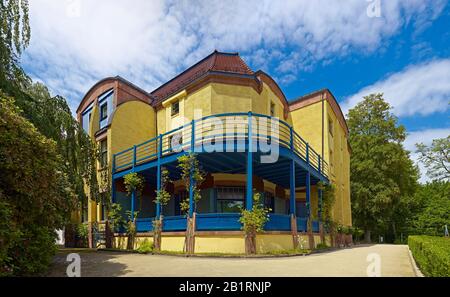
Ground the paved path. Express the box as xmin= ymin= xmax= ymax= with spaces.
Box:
xmin=48 ymin=244 xmax=416 ymax=277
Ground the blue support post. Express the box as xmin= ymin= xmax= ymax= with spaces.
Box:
xmin=246 ymin=112 xmax=253 ymax=210
xmin=131 ymin=190 xmax=135 ymax=216
xmin=111 ymin=178 xmax=116 ymax=204
xmin=306 ymin=143 xmax=311 ymax=218
xmin=189 ymin=121 xmax=195 ymax=217
xmin=156 ymin=134 xmax=162 ymax=219
xmin=289 ymin=126 xmax=296 ymax=215
xmin=131 ymin=145 xmax=137 ymax=219
xmin=290 ymin=159 xmax=296 ymax=215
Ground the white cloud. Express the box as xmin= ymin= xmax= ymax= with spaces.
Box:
xmin=342 ymin=59 xmax=450 ymax=117
xmin=22 ymin=0 xmax=447 ymax=113
xmin=404 ymin=128 xmax=450 ymax=183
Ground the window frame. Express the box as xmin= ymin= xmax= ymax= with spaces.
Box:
xmin=171 ymin=100 xmax=180 ymax=117
xmin=216 ymin=186 xmax=245 ymax=213
xmin=100 ymin=139 xmax=108 ymax=168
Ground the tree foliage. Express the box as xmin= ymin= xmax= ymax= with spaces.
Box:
xmin=154 ymin=167 xmax=172 ymax=211
xmin=404 ymin=181 xmax=450 ymax=236
xmin=0 ymin=0 xmax=30 ymax=86
xmin=123 ymin=172 xmax=145 ymax=197
xmin=0 ymin=95 xmax=77 ymax=275
xmin=416 ymin=136 xmax=450 ymax=181
xmin=347 ymin=93 xmax=419 ymax=242
xmin=317 ymin=182 xmax=335 ymax=225
xmin=177 ymin=153 xmax=205 ymax=214
xmin=239 ymin=193 xmax=271 ymax=234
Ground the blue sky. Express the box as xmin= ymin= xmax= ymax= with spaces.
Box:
xmin=22 ymin=0 xmax=450 ymax=182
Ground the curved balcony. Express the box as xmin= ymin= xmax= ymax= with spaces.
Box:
xmin=112 ymin=112 xmax=328 ymax=233
xmin=112 ymin=112 xmax=329 ymax=180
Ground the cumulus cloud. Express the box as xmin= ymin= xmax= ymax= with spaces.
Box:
xmin=404 ymin=128 xmax=450 ymax=183
xmin=342 ymin=59 xmax=450 ymax=117
xmin=22 ymin=0 xmax=447 ymax=112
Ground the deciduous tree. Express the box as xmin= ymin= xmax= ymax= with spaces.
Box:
xmin=347 ymin=93 xmax=418 ymax=242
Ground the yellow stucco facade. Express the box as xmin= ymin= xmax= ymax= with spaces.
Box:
xmin=290 ymin=94 xmax=352 ymax=226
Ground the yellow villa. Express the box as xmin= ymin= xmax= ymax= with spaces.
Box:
xmin=76 ymin=51 xmax=352 ymax=253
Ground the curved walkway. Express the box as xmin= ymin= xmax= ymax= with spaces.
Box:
xmin=48 ymin=244 xmax=416 ymax=277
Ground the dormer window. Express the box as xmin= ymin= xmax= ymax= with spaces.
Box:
xmin=171 ymin=100 xmax=179 ymax=116
xmin=100 ymin=102 xmax=108 ymax=121
xmin=98 ymin=89 xmax=114 ymax=129
xmin=81 ymin=102 xmax=93 ymax=134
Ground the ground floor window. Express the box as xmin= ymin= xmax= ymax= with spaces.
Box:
xmin=216 ymin=187 xmax=245 ymax=213
xmin=296 ymin=201 xmax=307 ymax=218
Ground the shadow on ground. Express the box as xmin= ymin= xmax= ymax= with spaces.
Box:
xmin=45 ymin=250 xmax=131 ymax=277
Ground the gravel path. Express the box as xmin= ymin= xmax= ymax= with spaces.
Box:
xmin=47 ymin=244 xmax=416 ymax=277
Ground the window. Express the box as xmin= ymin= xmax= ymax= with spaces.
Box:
xmin=100 ymin=139 xmax=108 ymax=168
xmin=296 ymin=201 xmax=307 ymax=218
xmin=270 ymin=102 xmax=276 ymax=117
xmin=98 ymin=89 xmax=114 ymax=129
xmin=100 ymin=102 xmax=108 ymax=121
xmin=263 ymin=192 xmax=275 ymax=213
xmin=216 ymin=187 xmax=245 ymax=213
xmin=171 ymin=100 xmax=179 ymax=116
xmin=81 ymin=104 xmax=93 ymax=134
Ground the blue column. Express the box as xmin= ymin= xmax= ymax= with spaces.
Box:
xmin=111 ymin=178 xmax=116 ymax=204
xmin=131 ymin=190 xmax=135 ymax=216
xmin=246 ymin=112 xmax=253 ymax=210
xmin=306 ymin=143 xmax=311 ymax=218
xmin=156 ymin=134 xmax=162 ymax=218
xmin=189 ymin=121 xmax=195 ymax=217
xmin=289 ymin=126 xmax=296 ymax=215
xmin=290 ymin=159 xmax=296 ymax=215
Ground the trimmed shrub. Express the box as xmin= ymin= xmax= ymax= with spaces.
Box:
xmin=408 ymin=235 xmax=450 ymax=277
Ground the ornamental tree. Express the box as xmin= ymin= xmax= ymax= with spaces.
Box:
xmin=239 ymin=193 xmax=271 ymax=254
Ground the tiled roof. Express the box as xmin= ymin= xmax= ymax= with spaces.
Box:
xmin=150 ymin=50 xmax=254 ymax=105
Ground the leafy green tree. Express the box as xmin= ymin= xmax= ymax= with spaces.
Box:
xmin=416 ymin=136 xmax=450 ymax=181
xmin=347 ymin=93 xmax=419 ymax=242
xmin=0 ymin=0 xmax=31 ymax=89
xmin=405 ymin=181 xmax=450 ymax=236
xmin=0 ymin=94 xmax=77 ymax=275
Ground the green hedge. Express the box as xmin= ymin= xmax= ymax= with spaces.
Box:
xmin=408 ymin=235 xmax=450 ymax=277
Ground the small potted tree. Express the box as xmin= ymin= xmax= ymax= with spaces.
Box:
xmin=177 ymin=153 xmax=205 ymax=255
xmin=239 ymin=193 xmax=271 ymax=255
xmin=153 ymin=167 xmax=172 ymax=251
xmin=123 ymin=172 xmax=144 ymax=250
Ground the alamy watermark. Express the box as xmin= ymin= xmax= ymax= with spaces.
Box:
xmin=66 ymin=253 xmax=81 ymax=277
xmin=366 ymin=253 xmax=381 ymax=277
xmin=366 ymin=0 xmax=381 ymax=18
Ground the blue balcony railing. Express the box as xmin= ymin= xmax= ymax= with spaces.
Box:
xmin=112 ymin=112 xmax=329 ymax=179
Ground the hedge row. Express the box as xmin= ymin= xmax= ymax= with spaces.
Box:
xmin=408 ymin=235 xmax=450 ymax=277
